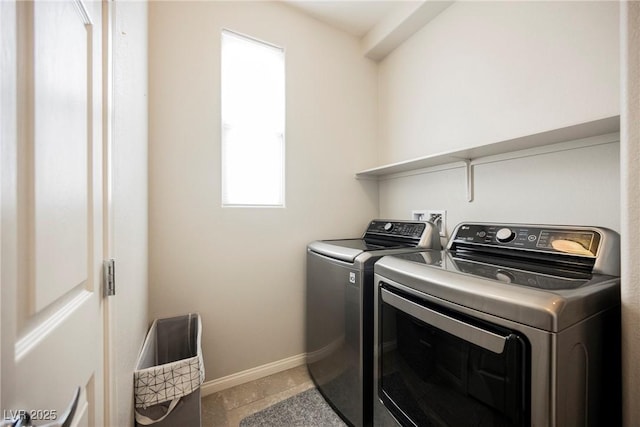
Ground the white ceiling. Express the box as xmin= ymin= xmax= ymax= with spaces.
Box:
xmin=283 ymin=1 xmax=418 ymax=38
xmin=281 ymin=1 xmax=453 ymax=61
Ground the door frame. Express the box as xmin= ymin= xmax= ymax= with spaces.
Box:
xmin=102 ymin=1 xmax=117 ymax=426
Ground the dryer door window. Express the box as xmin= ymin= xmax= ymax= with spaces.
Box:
xmin=379 ymin=285 xmax=530 ymax=427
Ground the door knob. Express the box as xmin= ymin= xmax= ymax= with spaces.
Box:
xmin=1 ymin=387 xmax=80 ymax=427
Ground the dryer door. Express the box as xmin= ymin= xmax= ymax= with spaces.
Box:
xmin=378 ymin=284 xmax=529 ymax=427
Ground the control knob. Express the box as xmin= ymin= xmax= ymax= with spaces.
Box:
xmin=496 ymin=227 xmax=516 ymax=243
xmin=384 ymin=222 xmax=394 ymax=232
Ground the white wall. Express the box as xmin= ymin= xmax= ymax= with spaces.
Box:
xmin=379 ymin=137 xmax=620 ymax=234
xmin=377 ymin=1 xmax=620 ymax=233
xmin=110 ymin=1 xmax=149 ymax=425
xmin=377 ymin=1 xmax=619 ymax=164
xmin=148 ymin=1 xmax=378 ymax=382
xmin=620 ymin=2 xmax=640 ymax=425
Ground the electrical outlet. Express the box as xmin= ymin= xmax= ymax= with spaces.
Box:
xmin=411 ymin=210 xmax=427 ymax=221
xmin=427 ymin=210 xmax=446 ymax=237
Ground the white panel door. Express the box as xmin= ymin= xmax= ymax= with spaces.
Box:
xmin=1 ymin=0 xmax=106 ymax=425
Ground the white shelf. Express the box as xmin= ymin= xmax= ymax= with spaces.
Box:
xmin=356 ymin=116 xmax=620 ymax=178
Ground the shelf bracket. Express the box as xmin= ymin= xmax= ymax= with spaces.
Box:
xmin=463 ymin=159 xmax=473 ymax=202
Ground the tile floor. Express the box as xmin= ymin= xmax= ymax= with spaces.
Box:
xmin=201 ymin=365 xmax=316 ymax=426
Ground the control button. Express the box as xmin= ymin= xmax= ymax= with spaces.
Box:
xmin=477 ymin=231 xmax=487 ymax=238
xmin=528 ymin=234 xmax=537 ymax=242
xmin=496 ymin=228 xmax=516 ymax=243
xmin=384 ymin=222 xmax=393 ymax=232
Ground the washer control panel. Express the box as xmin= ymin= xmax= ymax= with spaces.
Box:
xmin=450 ymin=223 xmax=601 ymax=257
xmin=366 ymin=220 xmax=427 ymax=240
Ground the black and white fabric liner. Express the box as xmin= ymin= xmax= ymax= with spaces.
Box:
xmin=134 ymin=356 xmax=203 ymax=408
xmin=134 ymin=314 xmax=204 ymax=425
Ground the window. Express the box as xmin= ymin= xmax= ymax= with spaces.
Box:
xmin=221 ymin=30 xmax=285 ymax=207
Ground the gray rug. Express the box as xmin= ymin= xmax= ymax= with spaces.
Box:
xmin=239 ymin=388 xmax=347 ymax=427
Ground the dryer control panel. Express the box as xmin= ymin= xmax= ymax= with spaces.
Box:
xmin=449 ymin=223 xmax=601 ymax=257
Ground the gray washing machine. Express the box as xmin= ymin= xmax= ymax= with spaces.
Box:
xmin=306 ymin=220 xmax=441 ymax=427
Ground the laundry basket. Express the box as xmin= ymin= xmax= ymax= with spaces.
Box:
xmin=134 ymin=313 xmax=204 ymax=426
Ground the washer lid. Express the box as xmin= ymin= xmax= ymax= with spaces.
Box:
xmin=308 ymin=239 xmax=367 ymax=263
xmin=308 ymin=239 xmax=412 ymax=263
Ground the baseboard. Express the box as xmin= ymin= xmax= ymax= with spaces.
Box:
xmin=200 ymin=353 xmax=307 ymax=397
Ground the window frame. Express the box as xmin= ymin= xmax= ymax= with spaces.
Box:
xmin=220 ymin=29 xmax=286 ymax=208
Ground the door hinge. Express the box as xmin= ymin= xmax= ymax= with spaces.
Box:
xmin=103 ymin=259 xmax=116 ymax=297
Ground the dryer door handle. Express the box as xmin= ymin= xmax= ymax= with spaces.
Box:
xmin=381 ymin=288 xmax=507 ymax=354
